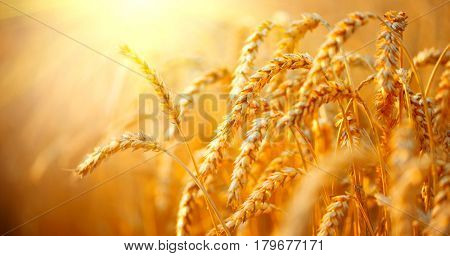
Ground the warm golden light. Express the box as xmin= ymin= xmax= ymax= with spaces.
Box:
xmin=0 ymin=0 xmax=448 ymax=236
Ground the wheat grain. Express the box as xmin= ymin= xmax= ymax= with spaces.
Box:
xmin=408 ymin=91 xmax=434 ymax=152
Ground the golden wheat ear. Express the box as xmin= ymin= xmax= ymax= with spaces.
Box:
xmin=317 ymin=195 xmax=351 ymax=236
xmin=120 ymin=45 xmax=181 ymax=127
xmin=76 ymin=132 xmax=162 ymax=177
xmin=208 ymin=167 xmax=303 ymax=236
xmin=413 ymin=47 xmax=450 ymax=68
xmin=229 ymin=20 xmax=274 ymax=100
xmin=227 ymin=111 xmax=281 ymax=209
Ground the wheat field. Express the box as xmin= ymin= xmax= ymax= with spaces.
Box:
xmin=0 ymin=0 xmax=448 ymax=236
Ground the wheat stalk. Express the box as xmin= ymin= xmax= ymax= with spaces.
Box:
xmin=176 ymin=54 xmax=311 ymax=234
xmin=277 ymin=81 xmax=354 ymax=129
xmin=198 ymin=53 xmax=312 ymax=180
xmin=209 ymin=167 xmax=303 ymax=235
xmin=229 ymin=20 xmax=274 ymax=100
xmin=299 ymin=12 xmax=375 ymax=97
xmin=120 ymin=45 xmax=181 ymax=126
xmin=227 ymin=111 xmax=281 ymax=209
xmin=374 ymin=11 xmax=408 ymax=152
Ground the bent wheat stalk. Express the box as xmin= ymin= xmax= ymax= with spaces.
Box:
xmin=76 ymin=132 xmax=162 ymax=177
xmin=281 ymin=12 xmax=375 ymax=127
xmin=300 ymin=12 xmax=375 ymax=97
xmin=121 ymin=45 xmax=228 ymax=234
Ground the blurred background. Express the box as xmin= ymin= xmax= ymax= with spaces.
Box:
xmin=0 ymin=0 xmax=448 ymax=235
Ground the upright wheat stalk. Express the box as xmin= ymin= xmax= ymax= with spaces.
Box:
xmin=374 ymin=11 xmax=407 ymax=153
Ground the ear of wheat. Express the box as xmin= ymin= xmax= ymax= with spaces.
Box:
xmin=120 ymin=45 xmax=181 ymax=126
xmin=317 ymin=195 xmax=350 ymax=236
xmin=210 ymin=167 xmax=303 ymax=235
xmin=229 ymin=20 xmax=274 ymax=100
xmin=374 ymin=11 xmax=408 ymax=155
xmin=227 ymin=111 xmax=281 ymax=209
xmin=76 ymin=132 xmax=162 ymax=177
xmin=413 ymin=47 xmax=450 ymax=67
